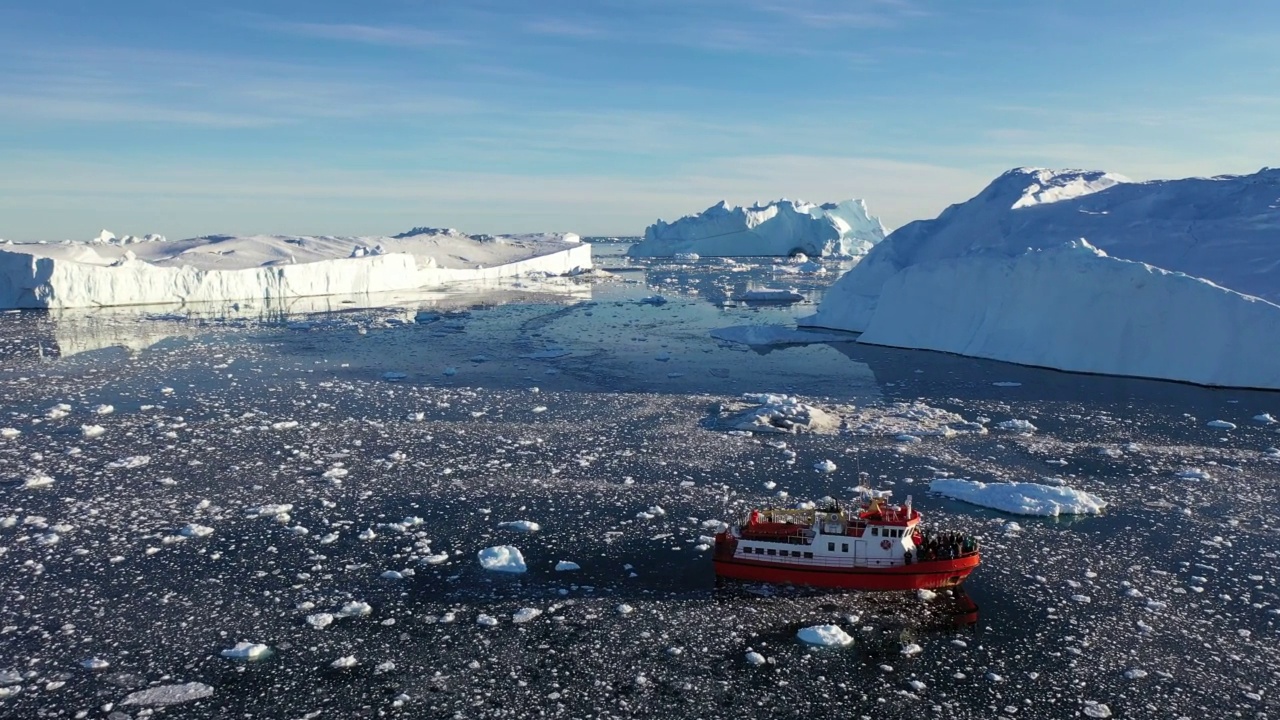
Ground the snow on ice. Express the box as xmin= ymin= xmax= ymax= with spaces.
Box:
xmin=796 ymin=625 xmax=855 ymax=647
xmin=929 ymin=478 xmax=1107 ymax=516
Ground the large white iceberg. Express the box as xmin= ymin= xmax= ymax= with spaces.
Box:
xmin=627 ymin=198 xmax=887 ymax=258
xmin=929 ymin=478 xmax=1107 ymax=516
xmin=803 ymin=167 xmax=1280 ymax=389
xmin=0 ymin=229 xmax=589 ymax=309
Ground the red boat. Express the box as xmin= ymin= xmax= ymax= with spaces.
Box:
xmin=713 ymin=494 xmax=979 ymax=591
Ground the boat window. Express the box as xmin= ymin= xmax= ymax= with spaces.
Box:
xmin=827 ymin=542 xmax=835 ymax=551
xmin=791 ymin=551 xmax=801 ymax=558
xmin=842 ymin=543 xmax=849 ymax=553
xmin=803 ymin=552 xmax=813 ymax=559
xmin=767 ymin=548 xmax=776 ymax=556
xmin=872 ymin=527 xmax=879 ymax=536
xmin=740 ymin=546 xmax=750 ymax=553
xmin=755 ymin=548 xmax=764 ymax=555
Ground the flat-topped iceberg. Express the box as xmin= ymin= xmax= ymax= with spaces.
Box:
xmin=930 ymin=478 xmax=1107 ymax=516
xmin=628 ymin=198 xmax=887 ymax=258
xmin=803 ymin=167 xmax=1280 ymax=389
xmin=0 ymin=228 xmax=589 ymax=309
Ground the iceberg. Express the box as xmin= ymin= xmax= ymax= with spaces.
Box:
xmin=628 ymin=198 xmax=887 ymax=258
xmin=929 ymin=478 xmax=1107 ymax=517
xmin=0 ymin=229 xmax=589 ymax=309
xmin=803 ymin=167 xmax=1280 ymax=389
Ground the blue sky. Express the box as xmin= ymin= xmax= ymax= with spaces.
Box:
xmin=1 ymin=1 xmax=1277 ymax=240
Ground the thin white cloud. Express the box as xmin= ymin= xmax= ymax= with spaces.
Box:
xmin=265 ymin=21 xmax=462 ymax=47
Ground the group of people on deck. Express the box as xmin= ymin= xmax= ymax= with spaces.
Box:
xmin=911 ymin=529 xmax=978 ymax=563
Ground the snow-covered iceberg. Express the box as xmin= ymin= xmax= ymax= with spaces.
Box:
xmin=803 ymin=167 xmax=1280 ymax=389
xmin=929 ymin=478 xmax=1107 ymax=516
xmin=627 ymin=198 xmax=887 ymax=258
xmin=0 ymin=229 xmax=589 ymax=309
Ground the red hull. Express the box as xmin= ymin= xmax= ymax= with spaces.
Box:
xmin=713 ymin=553 xmax=980 ymax=591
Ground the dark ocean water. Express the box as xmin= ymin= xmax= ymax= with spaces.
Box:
xmin=0 ymin=244 xmax=1277 ymax=719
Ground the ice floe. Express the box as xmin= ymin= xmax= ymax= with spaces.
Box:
xmin=929 ymin=478 xmax=1107 ymax=516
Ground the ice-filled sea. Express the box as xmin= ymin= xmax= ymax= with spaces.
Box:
xmin=1 ymin=244 xmax=1278 ymax=719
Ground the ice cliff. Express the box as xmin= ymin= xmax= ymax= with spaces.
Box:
xmin=0 ymin=230 xmax=589 ymax=309
xmin=627 ymin=198 xmax=887 ymax=258
xmin=803 ymin=167 xmax=1280 ymax=389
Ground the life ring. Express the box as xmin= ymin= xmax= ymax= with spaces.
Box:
xmin=880 ymin=539 xmax=892 ymax=550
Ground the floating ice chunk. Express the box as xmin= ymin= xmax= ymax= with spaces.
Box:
xmin=916 ymin=588 xmax=937 ymax=601
xmin=673 ymin=252 xmax=700 ymax=263
xmin=381 ymin=570 xmax=405 ymax=580
xmin=81 ymin=425 xmax=106 ymax=438
xmin=319 ymin=532 xmax=339 ymax=544
xmin=36 ymin=532 xmax=60 ymax=546
xmin=331 ymin=656 xmax=358 ymax=669
xmin=1002 ymin=521 xmax=1022 ymax=535
xmin=46 ymin=403 xmax=72 ymax=419
xmin=1072 ymin=594 xmax=1092 ymax=603
xmin=0 ymin=670 xmax=20 ymax=686
xmin=724 ymin=394 xmax=840 ymax=434
xmin=307 ymin=613 xmax=335 ymax=629
xmin=179 ymin=524 xmax=213 ymax=538
xmin=422 ymin=552 xmax=449 ymax=564
xmin=796 ymin=625 xmax=854 ymax=647
xmin=498 ymin=520 xmax=541 ymax=532
xmin=478 ymin=545 xmax=527 ymax=573
xmin=22 ymin=472 xmax=54 ymax=489
xmin=382 ymin=372 xmax=408 ymax=381
xmin=996 ymin=419 xmax=1037 ymax=432
xmin=94 ymin=404 xmax=114 ymax=415
xmin=337 ymin=601 xmax=372 ymax=618
xmin=813 ymin=459 xmax=837 ymax=473
xmin=476 ymin=614 xmax=499 ymax=627
xmin=80 ymin=657 xmax=110 ymax=670
xmin=106 ymin=455 xmax=150 ymax=469
xmin=986 ymin=672 xmax=1004 ymax=682
xmin=512 ymin=608 xmax=542 ymax=624
xmin=122 ymin=682 xmax=213 ymax=706
xmin=617 ymin=604 xmax=634 ymax=615
xmin=1206 ymin=419 xmax=1236 ymax=429
xmin=358 ymin=528 xmax=377 ymax=541
xmin=1123 ymin=668 xmax=1148 ymax=679
xmin=900 ymin=643 xmax=923 ymax=656
xmin=270 ymin=420 xmax=299 ymax=431
xmin=1177 ymin=468 xmax=1212 ymax=481
xmin=1255 ymin=413 xmax=1276 ymax=424
xmin=639 ymin=295 xmax=668 ymax=306
xmin=0 ymin=428 xmax=19 ymax=439
xmin=929 ymin=478 xmax=1107 ymax=516
xmin=220 ymin=642 xmax=269 ymax=660
xmin=555 ymin=560 xmax=581 ymax=572
xmin=1083 ymin=702 xmax=1113 ymax=718
xmin=247 ymin=504 xmax=293 ymax=518
xmin=745 ymin=651 xmax=766 ymax=666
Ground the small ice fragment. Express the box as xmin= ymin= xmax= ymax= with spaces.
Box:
xmin=813 ymin=459 xmax=837 ymax=473
xmin=80 ymin=658 xmax=110 ymax=670
xmin=796 ymin=625 xmax=854 ymax=647
xmin=617 ymin=604 xmax=634 ymax=615
xmin=220 ymin=642 xmax=269 ymax=660
xmin=94 ymin=404 xmax=114 ymax=415
xmin=306 ymin=613 xmax=335 ymax=629
xmin=745 ymin=651 xmax=766 ymax=666
xmin=121 ymin=682 xmax=213 ymax=707
xmin=996 ymin=419 xmax=1037 ymax=432
xmin=512 ymin=608 xmax=542 ymax=624
xmin=179 ymin=524 xmax=213 ymax=538
xmin=381 ymin=570 xmax=404 ymax=580
xmin=917 ymin=589 xmax=937 ymax=601
xmin=330 ymin=656 xmax=358 ymax=669
xmin=1206 ymin=420 xmax=1236 ymax=429
xmin=901 ymin=643 xmax=923 ymax=656
xmin=554 ymin=560 xmax=581 ymax=572
xmin=476 ymin=614 xmax=499 ymax=627
xmin=478 ymin=546 xmax=527 ymax=573
xmin=81 ymin=425 xmax=106 ymax=438
xmin=497 ymin=520 xmax=540 ymax=533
